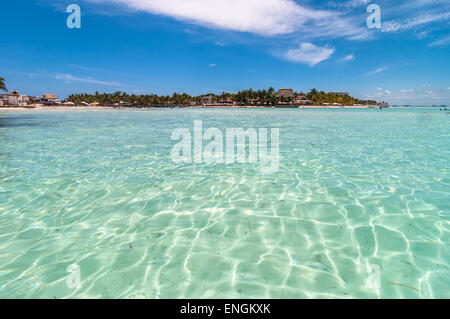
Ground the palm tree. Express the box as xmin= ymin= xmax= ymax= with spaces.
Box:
xmin=0 ymin=77 xmax=7 ymax=92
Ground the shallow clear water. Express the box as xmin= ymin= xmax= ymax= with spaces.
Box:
xmin=0 ymin=108 xmax=449 ymax=299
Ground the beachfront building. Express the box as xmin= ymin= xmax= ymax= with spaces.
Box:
xmin=0 ymin=91 xmax=30 ymax=106
xmin=119 ymin=101 xmax=131 ymax=107
xmin=9 ymin=91 xmax=29 ymax=106
xmin=42 ymin=93 xmax=62 ymax=106
xmin=275 ymin=89 xmax=295 ymax=107
xmin=276 ymin=89 xmax=312 ymax=107
xmin=31 ymin=96 xmax=42 ymax=104
xmin=217 ymin=97 xmax=235 ymax=106
xmin=201 ymin=95 xmax=214 ymax=106
xmin=276 ymin=89 xmax=295 ymax=99
xmin=200 ymin=95 xmax=238 ymax=107
xmin=295 ymin=91 xmax=312 ymax=106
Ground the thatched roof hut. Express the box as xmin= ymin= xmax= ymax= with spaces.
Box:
xmin=43 ymin=94 xmax=57 ymax=100
xmin=275 ymin=89 xmax=295 ymax=98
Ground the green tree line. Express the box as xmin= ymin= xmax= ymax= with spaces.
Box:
xmin=65 ymin=88 xmax=380 ymax=107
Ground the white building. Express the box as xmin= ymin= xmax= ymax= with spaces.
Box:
xmin=7 ymin=92 xmax=29 ymax=106
xmin=0 ymin=91 xmax=29 ymax=106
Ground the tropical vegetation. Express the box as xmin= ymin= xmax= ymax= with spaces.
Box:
xmin=0 ymin=77 xmax=7 ymax=92
xmin=306 ymin=89 xmax=379 ymax=106
xmin=67 ymin=88 xmax=380 ymax=107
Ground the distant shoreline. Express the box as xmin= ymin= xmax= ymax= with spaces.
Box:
xmin=0 ymin=105 xmax=385 ymax=111
xmin=0 ymin=106 xmax=115 ymax=111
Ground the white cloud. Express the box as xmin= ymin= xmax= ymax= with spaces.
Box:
xmin=99 ymin=0 xmax=367 ymax=39
xmin=385 ymin=90 xmax=391 ymax=95
xmin=67 ymin=64 xmax=104 ymax=72
xmin=340 ymin=54 xmax=355 ymax=62
xmin=381 ymin=22 xmax=402 ymax=33
xmin=429 ymin=36 xmax=450 ymax=47
xmin=105 ymin=0 xmax=322 ymax=36
xmin=214 ymin=39 xmax=228 ymax=47
xmin=209 ymin=64 xmax=216 ymax=67
xmin=55 ymin=74 xmax=123 ymax=86
xmin=382 ymin=12 xmax=450 ymax=33
xmin=400 ymin=89 xmax=415 ymax=93
xmin=282 ymin=42 xmax=334 ymax=66
xmin=365 ymin=66 xmax=389 ymax=76
xmin=416 ymin=31 xmax=428 ymax=39
xmin=344 ymin=0 xmax=371 ymax=8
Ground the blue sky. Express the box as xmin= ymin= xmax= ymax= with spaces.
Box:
xmin=1 ymin=0 xmax=449 ymax=105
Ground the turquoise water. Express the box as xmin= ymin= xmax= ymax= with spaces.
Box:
xmin=0 ymin=108 xmax=449 ymax=299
